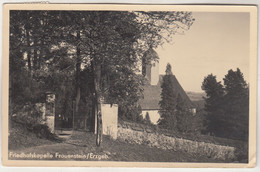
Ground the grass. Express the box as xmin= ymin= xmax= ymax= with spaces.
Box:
xmin=119 ymin=120 xmax=248 ymax=163
xmin=8 ymin=120 xmax=57 ymax=150
xmin=8 ymin=122 xmax=226 ymax=162
xmin=9 ymin=131 xmax=224 ymax=162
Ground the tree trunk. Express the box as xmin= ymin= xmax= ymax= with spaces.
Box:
xmin=25 ymin=25 xmax=33 ymax=96
xmin=93 ymin=63 xmax=102 ymax=146
xmin=91 ymin=95 xmax=96 ymax=132
xmin=75 ymin=87 xmax=81 ymax=113
xmin=25 ymin=28 xmax=32 ymax=72
xmin=33 ymin=37 xmax=38 ymax=70
xmin=75 ymin=30 xmax=81 ymax=117
xmin=38 ymin=50 xmax=42 ymax=69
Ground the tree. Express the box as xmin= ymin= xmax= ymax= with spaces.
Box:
xmin=224 ymin=68 xmax=248 ymax=95
xmin=144 ymin=112 xmax=151 ymax=124
xmin=9 ymin=11 xmax=56 ymax=105
xmin=82 ymin=11 xmax=194 ymax=145
xmin=158 ymin=63 xmax=178 ymax=130
xmin=175 ymin=93 xmax=191 ymax=133
xmin=222 ymin=68 xmax=249 ymax=140
xmin=201 ymin=69 xmax=249 ymax=140
xmin=9 ymin=11 xmax=194 ymax=146
xmin=201 ymin=74 xmax=225 ymax=135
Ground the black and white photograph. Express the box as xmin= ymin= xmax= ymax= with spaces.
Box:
xmin=1 ymin=4 xmax=257 ymax=167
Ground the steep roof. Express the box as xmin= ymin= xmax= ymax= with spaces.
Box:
xmin=139 ymin=84 xmax=161 ymax=110
xmin=139 ymin=74 xmax=194 ymax=110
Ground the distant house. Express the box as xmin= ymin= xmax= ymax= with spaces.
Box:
xmin=139 ymin=49 xmax=196 ymax=124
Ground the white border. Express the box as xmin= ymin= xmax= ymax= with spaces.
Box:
xmin=0 ymin=0 xmax=259 ymax=172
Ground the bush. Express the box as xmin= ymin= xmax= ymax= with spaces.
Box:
xmin=136 ymin=114 xmax=144 ymax=123
xmin=144 ymin=112 xmax=151 ymax=124
xmin=158 ymin=112 xmax=177 ymax=130
xmin=118 ymin=104 xmax=143 ymax=123
xmin=11 ymin=103 xmax=44 ymax=124
xmin=11 ymin=103 xmax=56 ymax=140
xmin=32 ymin=124 xmax=56 ymax=140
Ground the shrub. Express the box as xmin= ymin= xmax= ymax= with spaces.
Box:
xmin=136 ymin=113 xmax=144 ymax=123
xmin=144 ymin=112 xmax=151 ymax=124
xmin=11 ymin=103 xmax=56 ymax=140
xmin=11 ymin=103 xmax=44 ymax=124
xmin=32 ymin=124 xmax=56 ymax=140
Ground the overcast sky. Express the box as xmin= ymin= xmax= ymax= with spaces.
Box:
xmin=156 ymin=12 xmax=250 ymax=92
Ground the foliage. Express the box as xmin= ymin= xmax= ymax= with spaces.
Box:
xmin=158 ymin=64 xmax=178 ymax=129
xmin=10 ymin=103 xmax=56 ymax=140
xmin=136 ymin=113 xmax=145 ymax=123
xmin=222 ymin=69 xmax=249 ymax=140
xmin=202 ymin=68 xmax=249 ymax=141
xmin=9 ymin=11 xmax=194 ymax=145
xmin=223 ymin=68 xmax=248 ymax=95
xmin=144 ymin=112 xmax=152 ymax=124
xmin=11 ymin=103 xmax=44 ymax=125
xmin=201 ymin=74 xmax=225 ymax=134
xmin=31 ymin=124 xmax=56 ymax=140
xmin=175 ymin=94 xmax=192 ymax=133
xmin=175 ymin=93 xmax=205 ymax=133
xmin=158 ymin=64 xmax=206 ymax=134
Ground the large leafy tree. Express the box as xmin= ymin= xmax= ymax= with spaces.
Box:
xmin=9 ymin=11 xmax=55 ymax=107
xmin=9 ymin=10 xmax=194 ymax=146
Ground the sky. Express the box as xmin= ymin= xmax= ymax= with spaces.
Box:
xmin=156 ymin=12 xmax=250 ymax=92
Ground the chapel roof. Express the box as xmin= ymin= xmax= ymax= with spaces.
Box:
xmin=139 ymin=74 xmax=194 ymax=110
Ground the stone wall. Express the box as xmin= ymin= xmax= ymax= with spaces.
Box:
xmin=117 ymin=122 xmax=235 ymax=161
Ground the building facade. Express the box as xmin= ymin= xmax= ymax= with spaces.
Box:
xmin=139 ymin=49 xmax=196 ymax=124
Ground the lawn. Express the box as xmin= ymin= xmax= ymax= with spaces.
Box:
xmin=8 ymin=121 xmax=231 ymax=162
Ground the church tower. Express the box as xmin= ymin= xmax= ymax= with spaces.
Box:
xmin=142 ymin=49 xmax=159 ymax=85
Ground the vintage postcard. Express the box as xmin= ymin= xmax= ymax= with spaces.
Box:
xmin=1 ymin=4 xmax=257 ymax=167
